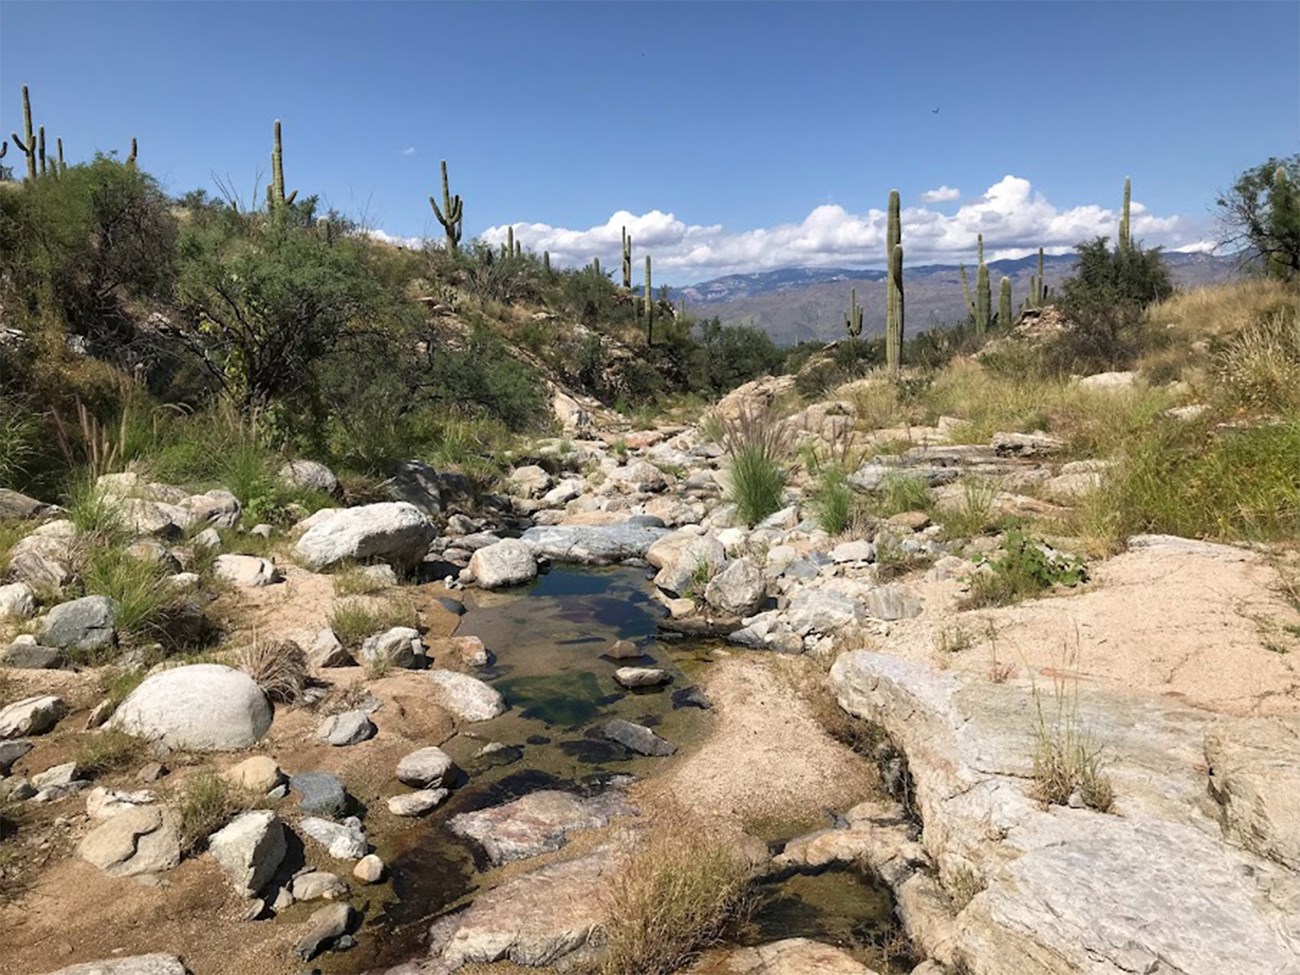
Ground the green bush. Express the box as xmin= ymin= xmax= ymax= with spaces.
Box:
xmin=722 ymin=409 xmax=789 ymax=527
xmin=961 ymin=530 xmax=1088 ymax=609
xmin=809 ymin=465 xmax=854 ymax=535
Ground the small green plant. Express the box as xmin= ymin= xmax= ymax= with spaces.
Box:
xmin=327 ymin=596 xmax=417 ymax=648
xmin=1030 ymin=676 xmax=1114 ymax=812
xmin=99 ymin=667 xmax=145 ymax=708
xmin=64 ymin=475 xmax=125 ymax=544
xmin=721 ymin=407 xmax=789 ymax=527
xmin=933 ymin=625 xmax=975 ymax=659
xmin=961 ymin=531 xmax=1088 ymax=609
xmin=174 ymin=771 xmax=250 ymax=853
xmin=73 ymin=728 xmax=149 ymax=777
xmin=809 ymin=465 xmax=854 ymax=535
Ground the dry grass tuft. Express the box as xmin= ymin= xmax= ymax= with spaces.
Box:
xmin=1030 ymin=676 xmax=1113 ymax=813
xmin=174 ymin=771 xmax=255 ymax=853
xmin=236 ymin=637 xmax=307 ymax=704
xmin=596 ymin=810 xmax=752 ymax=975
xmin=73 ymin=728 xmax=150 ymax=777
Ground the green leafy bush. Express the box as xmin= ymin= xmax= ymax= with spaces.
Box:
xmin=962 ymin=530 xmax=1088 ymax=608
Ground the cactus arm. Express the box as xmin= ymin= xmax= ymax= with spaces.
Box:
xmin=999 ymin=276 xmax=1012 ymax=328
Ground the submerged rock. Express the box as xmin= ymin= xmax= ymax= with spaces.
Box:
xmin=602 ymin=718 xmax=676 ymax=757
xmin=449 ymin=789 xmax=637 ymax=865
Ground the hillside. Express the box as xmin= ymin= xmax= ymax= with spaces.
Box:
xmin=674 ymin=252 xmax=1240 ymax=345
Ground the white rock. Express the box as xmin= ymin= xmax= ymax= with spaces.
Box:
xmin=359 ymin=626 xmax=422 ymax=669
xmin=387 ymin=789 xmax=449 ymax=816
xmin=426 ymin=669 xmax=507 ymax=722
xmin=294 ymin=501 xmax=435 ymax=570
xmin=396 ymin=746 xmax=454 ymax=788
xmin=0 ymin=695 xmax=66 ymax=738
xmin=0 ymin=582 xmax=36 ymax=620
xmin=300 ymin=816 xmax=368 ymax=860
xmin=111 ymin=665 xmax=272 ymax=751
xmin=213 ymin=554 xmax=282 ymax=587
xmin=470 ymin=538 xmax=539 ymax=590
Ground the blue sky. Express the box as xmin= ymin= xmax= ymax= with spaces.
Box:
xmin=2 ymin=1 xmax=1297 ymax=283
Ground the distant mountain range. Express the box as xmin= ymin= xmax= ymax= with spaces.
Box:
xmin=670 ymin=252 xmax=1240 ymax=346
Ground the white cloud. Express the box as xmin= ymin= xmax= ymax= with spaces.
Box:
xmin=919 ymin=185 xmax=960 ymax=203
xmin=371 ymin=175 xmax=1198 ymax=282
xmin=400 ymin=146 xmax=417 ymax=157
xmin=365 ymin=228 xmax=424 ymax=249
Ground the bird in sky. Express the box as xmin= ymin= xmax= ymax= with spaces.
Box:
xmin=932 ymin=106 xmax=941 ymax=114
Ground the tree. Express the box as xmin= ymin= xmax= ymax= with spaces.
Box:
xmin=1216 ymin=155 xmax=1300 ymax=281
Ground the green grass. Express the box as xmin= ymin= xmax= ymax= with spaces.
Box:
xmin=73 ymin=728 xmax=150 ymax=777
xmin=174 ymin=771 xmax=254 ymax=853
xmin=327 ymin=596 xmax=418 ymax=648
xmin=81 ymin=548 xmax=179 ymax=652
xmin=99 ymin=667 xmax=146 ymax=708
xmin=873 ymin=472 xmax=932 ymax=518
xmin=332 ymin=563 xmax=389 ymax=597
xmin=63 ymin=474 xmax=126 ymax=543
xmin=934 ymin=477 xmax=1002 ymax=540
xmin=1077 ymin=416 xmax=1300 ymax=551
xmin=809 ymin=465 xmax=854 ymax=535
xmin=1031 ymin=678 xmax=1114 ymax=812
xmin=728 ymin=443 xmax=786 ymax=527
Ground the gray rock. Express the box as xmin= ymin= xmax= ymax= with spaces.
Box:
xmin=521 ymin=522 xmax=669 ymax=565
xmin=0 ymin=738 xmax=32 ymax=774
xmin=647 ymin=530 xmax=726 ymax=596
xmin=605 ymin=639 xmax=645 ymax=660
xmin=0 ymin=488 xmax=52 ymax=520
xmin=613 ymin=667 xmax=671 ymax=689
xmin=396 ymin=746 xmax=455 ymax=788
xmin=991 ymin=431 xmax=1066 ymax=457
xmin=387 ymin=789 xmax=449 ymax=817
xmin=192 ymin=526 xmax=221 ymax=551
xmin=291 ymin=772 xmax=349 ymax=817
xmin=0 ymin=777 xmax=35 ymax=801
xmin=290 ymin=869 xmax=349 ymax=901
xmin=318 ymin=710 xmax=376 ymax=746
xmin=42 ymin=595 xmax=118 ymax=655
xmin=77 ymin=805 xmax=180 ymax=878
xmin=7 ymin=548 xmax=73 ymax=591
xmin=850 ymin=463 xmax=959 ymax=491
xmin=294 ymin=501 xmax=436 ymax=570
xmin=830 ymin=540 xmax=876 ymax=563
xmin=469 ymin=538 xmax=538 ymax=590
xmin=862 ymin=585 xmax=923 ymax=621
xmin=213 ymin=554 xmax=282 ymax=587
xmin=704 ymin=556 xmax=765 ymax=616
xmin=208 ymin=810 xmax=286 ymax=897
xmin=508 ymin=465 xmax=552 ymax=498
xmin=294 ymin=902 xmax=356 ymax=961
xmin=279 ymin=459 xmax=341 ymax=497
xmin=181 ymin=489 xmax=242 ymax=529
xmin=603 ymin=718 xmax=676 ymax=756
xmin=359 ymin=626 xmax=422 ymax=669
xmin=309 ymin=627 xmax=353 ymax=668
xmin=1 ymin=642 xmax=65 ymax=669
xmin=32 ymin=761 xmax=81 ymax=790
xmin=124 ymin=538 xmax=182 ymax=572
xmin=40 ymin=955 xmax=189 ymax=975
xmin=385 ymin=459 xmax=444 ymax=517
xmin=111 ymin=665 xmax=272 ymax=752
xmin=0 ymin=582 xmax=36 ymax=620
xmin=449 ymin=789 xmax=636 ymax=865
xmin=0 ymin=695 xmax=66 ymax=738
xmin=426 ymin=669 xmax=506 ymax=722
xmin=300 ymin=816 xmax=368 ymax=859
xmin=1206 ymin=715 xmax=1300 ymax=870
xmin=785 ymin=588 xmax=864 ymax=635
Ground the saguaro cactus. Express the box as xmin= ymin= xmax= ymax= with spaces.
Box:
xmin=268 ymin=120 xmax=297 ymax=209
xmin=126 ymin=137 xmax=137 ymax=169
xmin=543 ymin=250 xmax=552 ymax=275
xmin=1118 ymin=176 xmax=1131 ymax=252
xmin=644 ymin=254 xmax=654 ymax=344
xmin=621 ymin=226 xmax=633 ymax=288
xmin=999 ymin=276 xmax=1012 ymax=328
xmin=887 ymin=245 xmax=904 ymax=372
xmin=38 ymin=125 xmax=46 ymax=177
xmin=886 ymin=190 xmax=904 ymax=371
xmin=504 ymin=225 xmax=515 ymax=258
xmin=975 ymin=235 xmax=991 ymax=336
xmin=844 ymin=287 xmax=863 ymax=343
xmin=430 ymin=159 xmax=464 ymax=252
xmin=56 ymin=137 xmax=65 ymax=176
xmin=960 ymin=264 xmax=975 ymax=321
xmin=11 ymin=84 xmax=37 ymax=182
xmin=1269 ymin=166 xmax=1294 ymax=281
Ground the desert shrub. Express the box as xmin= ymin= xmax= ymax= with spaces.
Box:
xmin=687 ymin=318 xmax=785 ymax=395
xmin=0 ymin=156 xmax=177 ymax=341
xmin=961 ymin=530 xmax=1088 ymax=609
xmin=80 ymin=548 xmax=180 ymax=650
xmin=236 ymin=638 xmax=307 ymax=704
xmin=597 ymin=811 xmax=752 ymax=975
xmin=1046 ymin=237 xmax=1174 ymax=374
xmin=809 ymin=465 xmax=854 ymax=535
xmin=721 ymin=408 xmax=789 ymax=527
xmin=935 ymin=477 xmax=1000 ymax=539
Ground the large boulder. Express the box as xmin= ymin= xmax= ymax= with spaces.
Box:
xmin=111 ymin=665 xmax=272 ymax=751
xmin=294 ymin=501 xmax=435 ymax=569
xmin=521 ymin=522 xmax=669 ymax=565
xmin=384 ymin=459 xmax=444 ymax=517
xmin=77 ymin=805 xmax=181 ymax=878
xmin=469 ymin=538 xmax=539 ymax=589
xmin=208 ymin=810 xmax=286 ymax=897
xmin=427 ymin=670 xmax=507 ymax=722
xmin=42 ymin=595 xmax=118 ymax=655
xmin=0 ymin=488 xmax=52 ymax=520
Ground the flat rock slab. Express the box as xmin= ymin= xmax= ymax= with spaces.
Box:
xmin=439 ymin=844 xmax=629 ymax=969
xmin=77 ymin=805 xmax=180 ymax=878
xmin=830 ymin=650 xmax=1300 ymax=975
xmin=1206 ymin=714 xmax=1300 ymax=871
xmin=41 ymin=956 xmax=189 ymax=975
xmin=449 ymin=789 xmax=637 ymax=865
xmin=521 ymin=523 xmax=669 ymax=565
